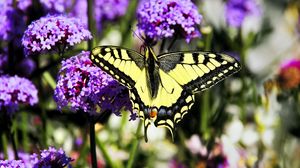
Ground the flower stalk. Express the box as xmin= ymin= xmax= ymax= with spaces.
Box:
xmin=126 ymin=120 xmax=142 ymax=168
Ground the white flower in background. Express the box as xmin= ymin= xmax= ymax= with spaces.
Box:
xmin=241 ymin=125 xmax=259 ymax=147
xmin=185 ymin=134 xmax=207 ymax=156
xmin=225 ymin=117 xmax=244 ymax=143
xmin=221 ymin=135 xmax=246 ymax=168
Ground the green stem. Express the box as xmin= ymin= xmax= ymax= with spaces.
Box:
xmin=120 ymin=0 xmax=139 ymax=47
xmin=239 ymin=41 xmax=247 ymax=121
xmin=126 ymin=121 xmax=142 ymax=168
xmin=87 ymin=0 xmax=94 ymax=51
xmin=89 ymin=121 xmax=98 ymax=168
xmin=200 ymin=91 xmax=210 ymax=136
xmin=42 ymin=72 xmax=56 ymax=90
xmin=200 ymin=27 xmax=213 ymax=138
xmin=9 ymin=130 xmax=19 ymax=160
xmin=21 ymin=112 xmax=29 ymax=152
xmin=95 ymin=134 xmax=115 ymax=168
xmin=41 ymin=110 xmax=47 ymax=148
xmin=1 ymin=132 xmax=8 ymax=159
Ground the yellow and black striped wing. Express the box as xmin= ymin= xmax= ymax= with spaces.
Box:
xmin=90 ymin=46 xmax=145 ymax=88
xmin=158 ymin=52 xmax=241 ymax=93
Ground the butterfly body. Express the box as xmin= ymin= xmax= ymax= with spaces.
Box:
xmin=90 ymin=45 xmax=241 ymax=141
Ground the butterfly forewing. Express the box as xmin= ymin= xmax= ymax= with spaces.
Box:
xmin=91 ymin=46 xmax=145 ymax=88
xmin=158 ymin=52 xmax=241 ymax=93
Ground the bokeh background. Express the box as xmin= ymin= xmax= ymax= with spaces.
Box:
xmin=1 ymin=0 xmax=300 ymax=167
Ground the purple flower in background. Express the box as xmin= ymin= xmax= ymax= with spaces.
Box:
xmin=0 ymin=2 xmax=26 ymax=41
xmin=0 ymin=75 xmax=38 ymax=113
xmin=17 ymin=0 xmax=32 ymax=12
xmin=0 ymin=53 xmax=8 ymax=73
xmin=17 ymin=58 xmax=37 ymax=76
xmin=0 ymin=160 xmax=26 ymax=168
xmin=22 ymin=15 xmax=92 ymax=56
xmin=169 ymin=159 xmax=186 ymax=168
xmin=94 ymin=0 xmax=129 ymax=28
xmin=225 ymin=0 xmax=261 ymax=27
xmin=39 ymin=0 xmax=72 ymax=14
xmin=69 ymin=0 xmax=88 ymax=26
xmin=137 ymin=0 xmax=202 ymax=43
xmin=0 ymin=150 xmax=33 ymax=167
xmin=54 ymin=51 xmax=132 ymax=117
xmin=30 ymin=147 xmax=73 ymax=168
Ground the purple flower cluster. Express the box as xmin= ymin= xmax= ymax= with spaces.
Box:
xmin=30 ymin=147 xmax=73 ymax=168
xmin=37 ymin=0 xmax=128 ymax=33
xmin=0 ymin=160 xmax=26 ymax=168
xmin=0 ymin=75 xmax=38 ymax=113
xmin=95 ymin=0 xmax=129 ymax=21
xmin=137 ymin=0 xmax=202 ymax=43
xmin=54 ymin=51 xmax=132 ymax=117
xmin=225 ymin=0 xmax=261 ymax=27
xmin=22 ymin=15 xmax=92 ymax=56
xmin=0 ymin=1 xmax=26 ymax=41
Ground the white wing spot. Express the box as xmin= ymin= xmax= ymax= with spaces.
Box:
xmin=109 ymin=70 xmax=114 ymax=75
xmin=221 ymin=61 xmax=228 ymax=65
xmin=208 ymin=53 xmax=216 ymax=58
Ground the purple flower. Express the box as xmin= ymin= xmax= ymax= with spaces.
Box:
xmin=17 ymin=58 xmax=37 ymax=77
xmin=0 ymin=2 xmax=26 ymax=41
xmin=30 ymin=147 xmax=73 ymax=168
xmin=17 ymin=0 xmax=32 ymax=12
xmin=39 ymin=0 xmax=72 ymax=14
xmin=94 ymin=0 xmax=129 ymax=29
xmin=137 ymin=0 xmax=202 ymax=43
xmin=0 ymin=75 xmax=38 ymax=113
xmin=169 ymin=159 xmax=186 ymax=168
xmin=0 ymin=53 xmax=8 ymax=73
xmin=68 ymin=0 xmax=88 ymax=26
xmin=0 ymin=150 xmax=33 ymax=168
xmin=0 ymin=160 xmax=26 ymax=168
xmin=69 ymin=0 xmax=128 ymax=32
xmin=54 ymin=51 xmax=132 ymax=117
xmin=225 ymin=0 xmax=261 ymax=27
xmin=22 ymin=15 xmax=92 ymax=56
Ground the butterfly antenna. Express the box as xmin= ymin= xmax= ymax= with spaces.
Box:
xmin=131 ymin=28 xmax=145 ymax=44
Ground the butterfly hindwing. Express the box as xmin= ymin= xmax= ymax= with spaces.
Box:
xmin=158 ymin=52 xmax=241 ymax=93
xmin=91 ymin=46 xmax=145 ymax=88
